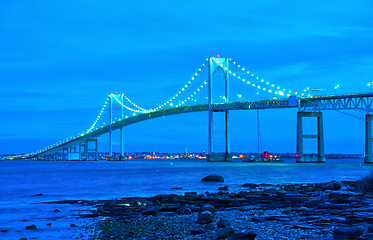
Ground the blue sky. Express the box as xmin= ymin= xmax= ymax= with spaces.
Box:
xmin=1 ymin=0 xmax=373 ymax=154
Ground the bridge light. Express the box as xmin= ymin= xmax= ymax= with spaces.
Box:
xmin=271 ymin=84 xmax=274 ymax=87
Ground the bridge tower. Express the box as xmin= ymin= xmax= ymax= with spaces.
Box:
xmin=207 ymin=56 xmax=231 ymax=162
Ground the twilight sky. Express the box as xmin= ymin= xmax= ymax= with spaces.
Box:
xmin=1 ymin=0 xmax=373 ymax=154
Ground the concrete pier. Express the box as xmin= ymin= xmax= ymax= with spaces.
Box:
xmin=296 ymin=111 xmax=325 ymax=163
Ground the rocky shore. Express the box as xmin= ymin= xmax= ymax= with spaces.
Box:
xmin=51 ymin=178 xmax=373 ymax=239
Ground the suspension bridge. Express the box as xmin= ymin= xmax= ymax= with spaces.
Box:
xmin=12 ymin=56 xmax=373 ymax=163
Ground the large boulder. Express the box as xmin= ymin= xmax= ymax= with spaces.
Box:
xmin=324 ymin=181 xmax=343 ymax=191
xmin=333 ymin=227 xmax=363 ymax=239
xmin=199 ymin=204 xmax=216 ymax=215
xmin=197 ymin=211 xmax=214 ymax=224
xmin=213 ymin=227 xmax=235 ymax=240
xmin=201 ymin=174 xmax=224 ymax=182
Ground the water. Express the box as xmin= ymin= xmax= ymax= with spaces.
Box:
xmin=1 ymin=159 xmax=372 ymax=239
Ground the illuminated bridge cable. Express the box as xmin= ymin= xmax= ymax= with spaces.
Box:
xmin=228 ymin=59 xmax=299 ymax=97
xmin=150 ymin=59 xmax=208 ymax=111
xmin=122 ymin=94 xmax=149 ymax=112
xmin=86 ymin=95 xmax=111 ymax=134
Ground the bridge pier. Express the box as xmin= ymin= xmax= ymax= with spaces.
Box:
xmin=85 ymin=138 xmax=98 ymax=160
xmin=365 ymin=114 xmax=373 ymax=163
xmin=296 ymin=111 xmax=325 ymax=163
xmin=79 ymin=142 xmax=86 ymax=160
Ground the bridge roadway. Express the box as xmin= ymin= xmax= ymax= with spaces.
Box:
xmin=31 ymin=93 xmax=373 ymax=158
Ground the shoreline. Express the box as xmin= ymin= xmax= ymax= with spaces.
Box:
xmin=48 ymin=180 xmax=373 ymax=239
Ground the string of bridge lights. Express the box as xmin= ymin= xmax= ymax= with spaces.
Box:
xmin=149 ymin=60 xmax=208 ymax=111
xmin=122 ymin=94 xmax=149 ymax=112
xmin=228 ymin=59 xmax=311 ymax=97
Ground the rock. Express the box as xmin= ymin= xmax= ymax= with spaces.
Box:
xmin=242 ymin=183 xmax=258 ymax=189
xmin=151 ymin=194 xmax=181 ymax=203
xmin=229 ymin=232 xmax=257 ymax=240
xmin=170 ymin=187 xmax=183 ymax=189
xmin=217 ymin=217 xmax=232 ymax=228
xmin=19 ymin=238 xmax=27 ymax=240
xmin=97 ymin=207 xmax=104 ymax=213
xmin=47 ymin=223 xmax=52 ymax=226
xmin=184 ymin=192 xmax=198 ymax=199
xmin=213 ymin=227 xmax=235 ymax=240
xmin=190 ymin=227 xmax=204 ymax=235
xmin=177 ymin=206 xmax=192 ymax=215
xmin=35 ymin=193 xmax=43 ymax=196
xmin=324 ymin=181 xmax=343 ymax=191
xmin=53 ymin=209 xmax=60 ymax=212
xmin=218 ymin=186 xmax=229 ymax=191
xmin=333 ymin=227 xmax=363 ymax=239
xmin=70 ymin=224 xmax=77 ymax=227
xmin=201 ymin=174 xmax=224 ymax=182
xmin=25 ymin=225 xmax=37 ymax=230
xmin=1 ymin=229 xmax=8 ymax=232
xmin=368 ymin=224 xmax=373 ymax=233
xmin=197 ymin=211 xmax=214 ymax=224
xmin=204 ymin=223 xmax=215 ymax=231
xmin=200 ymin=204 xmax=216 ymax=215
xmin=142 ymin=208 xmax=158 ymax=216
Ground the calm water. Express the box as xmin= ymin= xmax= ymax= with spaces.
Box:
xmin=0 ymin=159 xmax=372 ymax=239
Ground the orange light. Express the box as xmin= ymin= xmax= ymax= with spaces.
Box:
xmin=239 ymin=154 xmax=244 ymax=158
xmin=295 ymin=153 xmax=299 ymax=158
xmin=217 ymin=54 xmax=220 ymax=57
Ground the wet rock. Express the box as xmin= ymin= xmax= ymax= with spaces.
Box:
xmin=25 ymin=224 xmax=37 ymax=230
xmin=324 ymin=181 xmax=343 ymax=191
xmin=142 ymin=208 xmax=158 ymax=216
xmin=190 ymin=227 xmax=204 ymax=235
xmin=21 ymin=219 xmax=29 ymax=221
xmin=1 ymin=229 xmax=8 ymax=232
xmin=47 ymin=223 xmax=52 ymax=226
xmin=229 ymin=231 xmax=257 ymax=240
xmin=19 ymin=238 xmax=27 ymax=240
xmin=70 ymin=224 xmax=77 ymax=227
xmin=35 ymin=193 xmax=43 ymax=196
xmin=218 ymin=186 xmax=229 ymax=191
xmin=217 ymin=217 xmax=232 ymax=228
xmin=200 ymin=204 xmax=216 ymax=215
xmin=151 ymin=194 xmax=181 ymax=203
xmin=53 ymin=209 xmax=60 ymax=212
xmin=333 ymin=227 xmax=363 ymax=239
xmin=201 ymin=174 xmax=224 ymax=182
xmin=184 ymin=192 xmax=198 ymax=199
xmin=242 ymin=183 xmax=258 ymax=189
xmin=96 ymin=207 xmax=104 ymax=213
xmin=213 ymin=227 xmax=234 ymax=240
xmin=177 ymin=206 xmax=192 ymax=215
xmin=204 ymin=223 xmax=215 ymax=231
xmin=170 ymin=187 xmax=183 ymax=189
xmin=197 ymin=211 xmax=214 ymax=224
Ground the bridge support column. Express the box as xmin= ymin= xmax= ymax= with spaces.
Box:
xmin=296 ymin=111 xmax=325 ymax=163
xmin=79 ymin=142 xmax=86 ymax=160
xmin=86 ymin=139 xmax=98 ymax=160
xmin=62 ymin=148 xmax=68 ymax=160
xmin=365 ymin=114 xmax=373 ymax=163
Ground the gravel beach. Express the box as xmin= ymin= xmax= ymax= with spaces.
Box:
xmin=50 ymin=179 xmax=373 ymax=240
